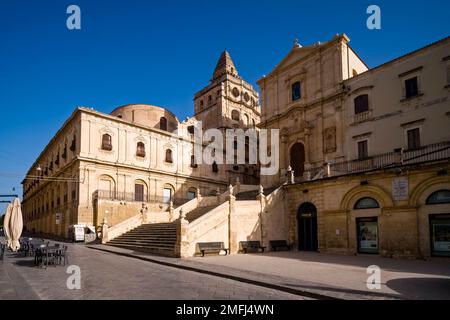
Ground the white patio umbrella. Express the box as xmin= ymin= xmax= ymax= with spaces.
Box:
xmin=3 ymin=202 xmax=13 ymax=248
xmin=7 ymin=198 xmax=23 ymax=252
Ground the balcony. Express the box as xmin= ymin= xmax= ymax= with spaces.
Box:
xmin=94 ymin=190 xmax=191 ymax=207
xmin=302 ymin=141 xmax=450 ymax=181
xmin=351 ymin=110 xmax=372 ymax=124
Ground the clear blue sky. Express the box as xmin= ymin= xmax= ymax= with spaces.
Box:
xmin=0 ymin=0 xmax=449 ymax=213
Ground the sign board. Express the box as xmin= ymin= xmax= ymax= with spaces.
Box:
xmin=73 ymin=225 xmax=85 ymax=241
xmin=55 ymin=213 xmax=62 ymax=225
xmin=392 ymin=177 xmax=409 ymax=201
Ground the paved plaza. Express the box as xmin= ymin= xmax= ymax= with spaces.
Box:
xmin=88 ymin=245 xmax=450 ymax=300
xmin=0 ymin=240 xmax=304 ymax=300
xmin=1 ymin=236 xmax=449 ymax=300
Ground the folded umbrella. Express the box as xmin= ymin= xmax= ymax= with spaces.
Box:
xmin=8 ymin=198 xmax=23 ymax=252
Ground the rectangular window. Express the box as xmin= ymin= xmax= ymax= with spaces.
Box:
xmin=135 ymin=184 xmax=144 ymax=202
xmin=291 ymin=81 xmax=301 ymax=101
xmin=405 ymin=77 xmax=419 ymax=98
xmin=163 ymin=188 xmax=172 ymax=204
xmin=357 ymin=140 xmax=368 ymax=160
xmin=354 ymin=94 xmax=369 ymax=114
xmin=187 ymin=191 xmax=196 ymax=200
xmin=447 ymin=64 xmax=450 ymax=85
xmin=407 ymin=128 xmax=421 ymax=150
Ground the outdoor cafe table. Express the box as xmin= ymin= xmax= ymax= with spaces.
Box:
xmin=36 ymin=246 xmax=61 ymax=268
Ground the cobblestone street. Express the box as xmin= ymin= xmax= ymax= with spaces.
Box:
xmin=0 ymin=241 xmax=304 ymax=300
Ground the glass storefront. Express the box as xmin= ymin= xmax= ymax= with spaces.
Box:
xmin=357 ymin=217 xmax=379 ymax=254
xmin=430 ymin=214 xmax=450 ymax=257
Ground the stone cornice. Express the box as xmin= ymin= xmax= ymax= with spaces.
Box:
xmin=261 ymin=91 xmax=344 ymax=127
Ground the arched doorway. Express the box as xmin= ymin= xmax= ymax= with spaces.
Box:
xmin=297 ymin=202 xmax=318 ymax=251
xmin=290 ymin=143 xmax=305 ymax=177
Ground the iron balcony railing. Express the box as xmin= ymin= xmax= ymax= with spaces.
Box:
xmin=94 ymin=190 xmax=192 ymax=207
xmin=301 ymin=141 xmax=450 ymax=181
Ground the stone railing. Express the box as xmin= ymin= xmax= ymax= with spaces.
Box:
xmin=177 ymin=201 xmax=231 ymax=257
xmin=101 ymin=212 xmax=144 ymax=243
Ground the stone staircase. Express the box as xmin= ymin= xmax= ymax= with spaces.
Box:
xmin=106 ymin=203 xmax=221 ymax=256
xmin=107 ymin=223 xmax=177 ymax=257
xmin=185 ymin=205 xmax=217 ymax=222
xmin=235 ymin=187 xmax=278 ymax=200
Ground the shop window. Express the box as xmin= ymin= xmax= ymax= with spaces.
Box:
xmin=357 ymin=217 xmax=379 ymax=254
xmin=429 ymin=214 xmax=450 ymax=257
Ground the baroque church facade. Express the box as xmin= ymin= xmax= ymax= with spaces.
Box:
xmin=22 ymin=34 xmax=450 ymax=259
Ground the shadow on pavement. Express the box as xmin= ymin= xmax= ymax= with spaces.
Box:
xmin=386 ymin=277 xmax=450 ymax=300
xmin=281 ymin=282 xmax=403 ymax=300
xmin=258 ymin=251 xmax=450 ymax=277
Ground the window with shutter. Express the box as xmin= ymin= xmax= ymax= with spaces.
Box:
xmin=357 ymin=140 xmax=368 ymax=159
xmin=407 ymin=128 xmax=421 ymax=150
xmin=354 ymin=94 xmax=369 ymax=114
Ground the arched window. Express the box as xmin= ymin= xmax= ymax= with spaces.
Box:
xmin=208 ymin=95 xmax=212 ymax=104
xmin=190 ymin=155 xmax=197 ymax=168
xmin=354 ymin=197 xmax=380 ymax=209
xmin=165 ymin=149 xmax=173 ymax=163
xmin=354 ymin=94 xmax=369 ymax=114
xmin=200 ymin=100 xmax=204 ymax=108
xmin=243 ymin=114 xmax=249 ymax=126
xmin=160 ymin=117 xmax=168 ymax=131
xmin=134 ymin=180 xmax=147 ymax=202
xmin=187 ymin=188 xmax=197 ymax=200
xmin=212 ymin=161 xmax=219 ymax=173
xmin=252 ymin=119 xmax=256 ymax=128
xmin=101 ymin=134 xmax=112 ymax=151
xmin=98 ymin=175 xmax=116 ymax=199
xmin=290 ymin=143 xmax=305 ymax=177
xmin=231 ymin=110 xmax=240 ymax=121
xmin=136 ymin=142 xmax=145 ymax=157
xmin=426 ymin=190 xmax=450 ymax=205
xmin=292 ymin=81 xmax=301 ymax=101
xmin=163 ymin=185 xmax=173 ymax=204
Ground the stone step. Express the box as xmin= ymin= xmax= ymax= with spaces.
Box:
xmin=114 ymin=234 xmax=176 ymax=239
xmin=185 ymin=205 xmax=217 ymax=222
xmin=106 ymin=222 xmax=178 ymax=257
xmin=109 ymin=240 xmax=176 ymax=247
xmin=235 ymin=187 xmax=278 ymax=200
xmin=109 ymin=244 xmax=176 ymax=257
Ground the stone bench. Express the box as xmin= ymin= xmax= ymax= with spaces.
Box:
xmin=197 ymin=242 xmax=229 ymax=257
xmin=270 ymin=240 xmax=291 ymax=251
xmin=239 ymin=241 xmax=265 ymax=254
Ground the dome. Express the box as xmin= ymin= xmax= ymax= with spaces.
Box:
xmin=110 ymin=104 xmax=179 ymax=132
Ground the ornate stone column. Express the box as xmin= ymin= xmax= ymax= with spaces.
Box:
xmin=101 ymin=216 xmax=108 ymax=244
xmin=228 ymin=185 xmax=237 ymax=254
xmin=256 ymin=185 xmax=267 ymax=247
xmin=175 ymin=208 xmax=189 ymax=258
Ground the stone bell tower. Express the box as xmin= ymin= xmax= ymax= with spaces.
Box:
xmin=193 ymin=50 xmax=260 ymax=132
xmin=193 ymin=50 xmax=261 ymax=184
